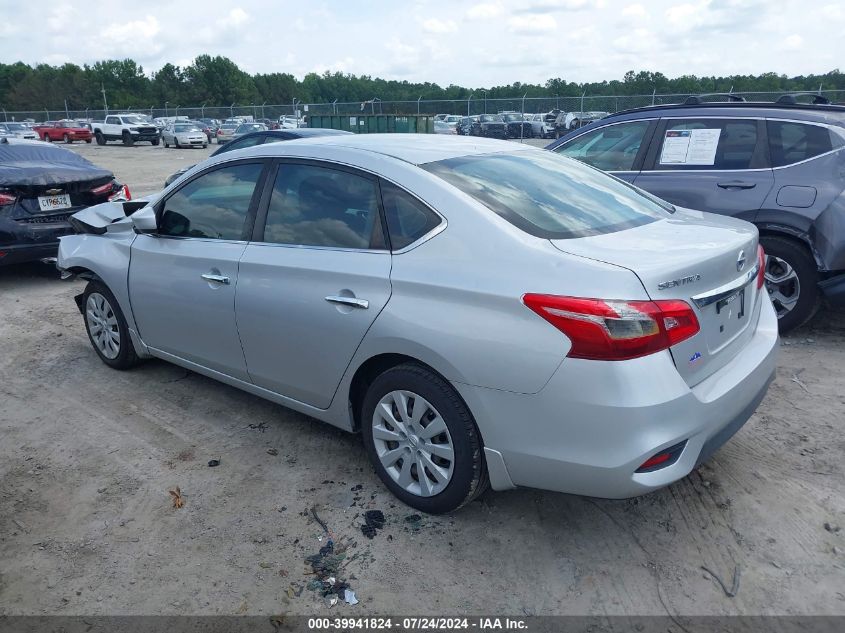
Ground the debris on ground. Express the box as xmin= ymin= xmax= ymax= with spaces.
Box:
xmin=303 ymin=512 xmax=359 ymax=608
xmin=169 ymin=487 xmax=185 ymax=509
xmin=267 ymin=448 xmax=279 ymax=456
xmin=701 ymin=565 xmax=740 ymax=597
xmin=360 ymin=510 xmax=386 ymax=539
xmin=311 ymin=506 xmax=329 ymax=534
xmin=207 ymin=459 xmax=220 ymax=467
xmin=404 ymin=514 xmax=423 ymax=531
xmin=248 ymin=422 xmax=268 ymax=432
xmin=824 ymin=522 xmax=841 ymax=533
xmin=351 ymin=484 xmax=363 ymax=491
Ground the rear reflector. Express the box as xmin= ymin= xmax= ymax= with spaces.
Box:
xmin=636 ymin=441 xmax=687 ymax=473
xmin=0 ymin=192 xmax=15 ymax=206
xmin=522 ymin=294 xmax=700 ymax=361
xmin=756 ymin=244 xmax=765 ymax=290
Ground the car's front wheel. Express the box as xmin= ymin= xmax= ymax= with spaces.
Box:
xmin=760 ymin=235 xmax=820 ymax=333
xmin=82 ymin=281 xmax=140 ymax=370
xmin=122 ymin=132 xmax=134 ymax=146
xmin=95 ymin=132 xmax=105 ymax=145
xmin=361 ymin=363 xmax=488 ymax=514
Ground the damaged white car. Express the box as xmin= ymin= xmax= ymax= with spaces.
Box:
xmin=57 ymin=135 xmax=778 ymax=514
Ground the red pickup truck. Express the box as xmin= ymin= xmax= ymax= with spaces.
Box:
xmin=33 ymin=120 xmax=93 ymax=143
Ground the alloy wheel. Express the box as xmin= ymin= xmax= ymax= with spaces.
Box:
xmin=371 ymin=390 xmax=455 ymax=498
xmin=764 ymin=254 xmax=801 ymax=318
xmin=86 ymin=292 xmax=120 ymax=359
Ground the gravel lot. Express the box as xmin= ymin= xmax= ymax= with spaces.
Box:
xmin=1 ymin=139 xmax=844 ymax=617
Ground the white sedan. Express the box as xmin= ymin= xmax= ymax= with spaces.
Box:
xmin=162 ymin=123 xmax=208 ymax=149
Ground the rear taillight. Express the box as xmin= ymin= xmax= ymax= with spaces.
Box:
xmin=756 ymin=244 xmax=765 ymax=289
xmin=91 ymin=182 xmax=113 ymax=196
xmin=108 ymin=184 xmax=131 ymax=202
xmin=0 ymin=192 xmax=15 ymax=206
xmin=522 ymin=294 xmax=700 ymax=361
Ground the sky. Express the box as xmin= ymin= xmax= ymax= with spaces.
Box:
xmin=0 ymin=0 xmax=842 ymax=87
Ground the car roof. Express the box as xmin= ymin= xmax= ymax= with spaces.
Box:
xmin=604 ymin=101 xmax=845 ymax=125
xmin=219 ymin=133 xmax=534 ymax=165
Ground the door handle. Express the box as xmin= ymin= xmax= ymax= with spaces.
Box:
xmin=717 ymin=181 xmax=757 ymax=189
xmin=325 ymin=295 xmax=369 ymax=309
xmin=201 ymin=273 xmax=230 ymax=285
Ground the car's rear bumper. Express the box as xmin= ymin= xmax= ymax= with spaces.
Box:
xmin=0 ymin=241 xmax=60 ymax=265
xmin=454 ymin=293 xmax=779 ymax=498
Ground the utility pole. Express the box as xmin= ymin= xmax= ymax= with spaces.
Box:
xmin=101 ymin=84 xmax=109 ymax=116
xmin=467 ymin=91 xmax=472 ymax=116
xmin=64 ymin=99 xmax=69 ymax=119
xmin=165 ymin=101 xmax=169 ymax=117
xmin=417 ymin=96 xmax=421 ymax=115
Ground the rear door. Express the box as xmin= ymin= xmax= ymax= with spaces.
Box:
xmin=633 ymin=117 xmax=774 ymax=222
xmin=236 ymin=160 xmax=392 ymax=408
xmin=551 ymin=119 xmax=657 ymax=184
xmin=129 ymin=160 xmax=268 ymax=380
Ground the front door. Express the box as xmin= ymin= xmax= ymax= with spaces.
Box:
xmin=129 ymin=161 xmax=267 ymax=380
xmin=633 ymin=117 xmax=774 ymax=222
xmin=237 ymin=161 xmax=392 ymax=408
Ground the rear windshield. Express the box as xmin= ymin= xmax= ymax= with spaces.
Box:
xmin=422 ymin=150 xmax=670 ymax=239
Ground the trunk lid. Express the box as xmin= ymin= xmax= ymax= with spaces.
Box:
xmin=551 ymin=208 xmax=762 ymax=386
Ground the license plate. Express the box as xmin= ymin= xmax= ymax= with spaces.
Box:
xmin=38 ymin=194 xmax=71 ymax=211
xmin=715 ymin=288 xmax=746 ymax=330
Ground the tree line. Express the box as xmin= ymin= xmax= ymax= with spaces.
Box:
xmin=1 ymin=55 xmax=843 ymax=112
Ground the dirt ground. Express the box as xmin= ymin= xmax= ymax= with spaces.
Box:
xmin=0 ymin=141 xmax=844 ymax=617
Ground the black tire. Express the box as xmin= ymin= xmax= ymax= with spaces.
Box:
xmin=760 ymin=235 xmax=820 ymax=333
xmin=81 ymin=280 xmax=141 ymax=370
xmin=95 ymin=132 xmax=106 ymax=145
xmin=361 ymin=363 xmax=488 ymax=514
xmin=85 ymin=138 xmax=92 ymax=144
xmin=63 ymin=133 xmax=72 ymax=144
xmin=151 ymin=138 xmax=160 ymax=146
xmin=42 ymin=134 xmax=51 ymax=142
xmin=122 ymin=131 xmax=134 ymax=146
xmin=164 ymin=139 xmax=170 ymax=148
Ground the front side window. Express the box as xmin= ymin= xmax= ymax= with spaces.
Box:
xmin=158 ymin=163 xmax=263 ymax=240
xmin=262 ymin=164 xmax=384 ymax=249
xmin=381 ymin=182 xmax=442 ymax=250
xmin=423 ymin=150 xmax=668 ymax=239
xmin=767 ymin=121 xmax=840 ymax=167
xmin=106 ymin=117 xmax=119 ymax=125
xmin=656 ymin=118 xmax=760 ymax=170
xmin=555 ymin=120 xmax=651 ymax=171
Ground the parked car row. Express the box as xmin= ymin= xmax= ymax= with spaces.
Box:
xmin=437 ymin=110 xmax=592 ymax=139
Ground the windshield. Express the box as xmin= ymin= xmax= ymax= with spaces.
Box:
xmin=222 ymin=124 xmax=239 ymax=130
xmin=480 ymin=115 xmax=501 ymax=122
xmin=422 ymin=150 xmax=669 ymax=239
xmin=175 ymin=125 xmax=200 ymax=132
xmin=122 ymin=116 xmax=144 ymax=125
xmin=6 ymin=123 xmax=25 ymax=130
xmin=236 ymin=124 xmax=264 ymax=133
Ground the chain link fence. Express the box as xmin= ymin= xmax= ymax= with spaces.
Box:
xmin=4 ymin=90 xmax=844 ymax=123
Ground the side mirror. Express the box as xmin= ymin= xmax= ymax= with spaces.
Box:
xmin=130 ymin=205 xmax=158 ymax=233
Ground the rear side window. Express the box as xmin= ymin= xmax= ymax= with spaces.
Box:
xmin=657 ymin=119 xmax=760 ymax=170
xmin=555 ymin=120 xmax=651 ymax=171
xmin=422 ymin=150 xmax=668 ymax=240
xmin=159 ymin=163 xmax=263 ymax=240
xmin=381 ymin=182 xmax=442 ymax=250
xmin=262 ymin=164 xmax=384 ymax=249
xmin=767 ymin=121 xmax=839 ymax=167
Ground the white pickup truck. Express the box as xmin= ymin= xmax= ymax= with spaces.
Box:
xmin=91 ymin=115 xmax=160 ymax=146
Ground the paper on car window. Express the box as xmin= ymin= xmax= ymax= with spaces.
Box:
xmin=660 ymin=128 xmax=721 ymax=165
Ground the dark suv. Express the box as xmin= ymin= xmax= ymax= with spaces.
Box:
xmin=546 ymin=94 xmax=845 ymax=332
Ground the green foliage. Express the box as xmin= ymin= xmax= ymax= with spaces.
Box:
xmin=0 ymin=55 xmax=843 ymax=112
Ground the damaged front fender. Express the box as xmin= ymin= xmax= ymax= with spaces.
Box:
xmin=67 ymin=198 xmax=153 ymax=235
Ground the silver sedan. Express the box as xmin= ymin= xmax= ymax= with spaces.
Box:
xmin=57 ymin=135 xmax=778 ymax=514
xmin=162 ymin=123 xmax=208 ymax=149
